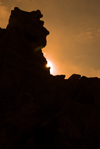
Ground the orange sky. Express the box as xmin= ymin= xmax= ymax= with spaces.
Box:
xmin=1 ymin=0 xmax=100 ymax=78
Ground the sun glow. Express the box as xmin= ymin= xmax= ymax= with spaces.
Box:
xmin=46 ymin=60 xmax=54 ymax=74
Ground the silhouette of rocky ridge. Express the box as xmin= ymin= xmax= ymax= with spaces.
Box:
xmin=0 ymin=7 xmax=100 ymax=149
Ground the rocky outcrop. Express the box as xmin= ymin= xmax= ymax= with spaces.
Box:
xmin=0 ymin=7 xmax=50 ymax=92
xmin=0 ymin=7 xmax=100 ymax=149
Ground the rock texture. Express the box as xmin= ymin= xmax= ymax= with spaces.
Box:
xmin=0 ymin=7 xmax=100 ymax=149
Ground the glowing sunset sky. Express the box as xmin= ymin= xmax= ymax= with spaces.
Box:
xmin=0 ymin=0 xmax=100 ymax=78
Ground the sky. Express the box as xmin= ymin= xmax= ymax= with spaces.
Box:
xmin=0 ymin=0 xmax=100 ymax=78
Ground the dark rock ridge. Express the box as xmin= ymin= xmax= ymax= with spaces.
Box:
xmin=0 ymin=7 xmax=100 ymax=149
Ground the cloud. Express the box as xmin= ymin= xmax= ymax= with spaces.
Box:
xmin=76 ymin=29 xmax=94 ymax=42
xmin=97 ymin=28 xmax=100 ymax=32
xmin=75 ymin=26 xmax=100 ymax=43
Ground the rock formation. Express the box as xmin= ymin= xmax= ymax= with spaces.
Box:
xmin=0 ymin=7 xmax=100 ymax=149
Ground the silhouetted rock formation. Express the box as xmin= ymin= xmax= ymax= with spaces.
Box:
xmin=0 ymin=7 xmax=100 ymax=149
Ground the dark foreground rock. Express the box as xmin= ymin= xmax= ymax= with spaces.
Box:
xmin=0 ymin=7 xmax=100 ymax=149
